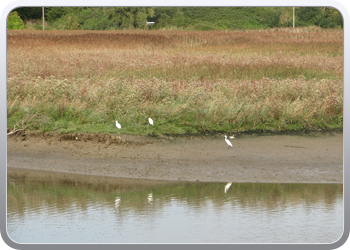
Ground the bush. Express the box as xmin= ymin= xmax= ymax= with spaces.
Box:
xmin=7 ymin=11 xmax=25 ymax=30
xmin=318 ymin=17 xmax=336 ymax=28
xmin=34 ymin=24 xmax=43 ymax=30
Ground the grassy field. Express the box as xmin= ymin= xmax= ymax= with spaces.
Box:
xmin=7 ymin=28 xmax=343 ymax=135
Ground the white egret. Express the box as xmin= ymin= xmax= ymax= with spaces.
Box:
xmin=115 ymin=120 xmax=122 ymax=129
xmin=229 ymin=135 xmax=235 ymax=139
xmin=148 ymin=193 xmax=153 ymax=203
xmin=148 ymin=118 xmax=154 ymax=125
xmin=115 ymin=197 xmax=121 ymax=207
xmin=224 ymin=182 xmax=232 ymax=193
xmin=224 ymin=135 xmax=233 ymax=148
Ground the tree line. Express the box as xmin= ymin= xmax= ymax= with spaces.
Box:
xmin=8 ymin=7 xmax=343 ymax=30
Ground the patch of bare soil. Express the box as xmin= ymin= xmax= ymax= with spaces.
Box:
xmin=7 ymin=130 xmax=343 ymax=183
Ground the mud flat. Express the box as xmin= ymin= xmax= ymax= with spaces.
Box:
xmin=7 ymin=130 xmax=343 ymax=183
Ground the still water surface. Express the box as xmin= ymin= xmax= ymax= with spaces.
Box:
xmin=7 ymin=172 xmax=343 ymax=243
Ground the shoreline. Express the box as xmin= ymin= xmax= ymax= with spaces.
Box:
xmin=7 ymin=130 xmax=343 ymax=183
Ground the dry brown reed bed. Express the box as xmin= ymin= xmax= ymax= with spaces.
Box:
xmin=7 ymin=54 xmax=341 ymax=84
xmin=7 ymin=76 xmax=342 ymax=133
xmin=7 ymin=49 xmax=342 ymax=80
xmin=7 ymin=29 xmax=342 ymax=52
xmin=7 ymin=29 xmax=343 ymax=80
xmin=7 ymin=29 xmax=343 ymax=134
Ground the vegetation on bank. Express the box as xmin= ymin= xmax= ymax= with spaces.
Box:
xmin=7 ymin=29 xmax=343 ymax=135
xmin=8 ymin=7 xmax=343 ymax=31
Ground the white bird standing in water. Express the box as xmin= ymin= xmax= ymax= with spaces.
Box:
xmin=115 ymin=120 xmax=122 ymax=129
xmin=148 ymin=118 xmax=154 ymax=126
xmin=224 ymin=182 xmax=232 ymax=193
xmin=224 ymin=135 xmax=233 ymax=148
xmin=148 ymin=193 xmax=153 ymax=203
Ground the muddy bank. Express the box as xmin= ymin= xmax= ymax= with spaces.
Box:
xmin=7 ymin=130 xmax=343 ymax=183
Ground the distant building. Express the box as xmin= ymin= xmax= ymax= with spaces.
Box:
xmin=147 ymin=22 xmax=155 ymax=25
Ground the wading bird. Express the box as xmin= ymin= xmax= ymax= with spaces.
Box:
xmin=148 ymin=193 xmax=153 ymax=203
xmin=148 ymin=118 xmax=154 ymax=125
xmin=115 ymin=197 xmax=121 ymax=207
xmin=224 ymin=182 xmax=232 ymax=193
xmin=115 ymin=120 xmax=122 ymax=129
xmin=224 ymin=135 xmax=233 ymax=148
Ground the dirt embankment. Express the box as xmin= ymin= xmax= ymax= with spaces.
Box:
xmin=7 ymin=130 xmax=343 ymax=183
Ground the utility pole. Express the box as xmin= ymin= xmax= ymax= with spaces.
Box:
xmin=293 ymin=7 xmax=295 ymax=28
xmin=42 ymin=7 xmax=45 ymax=30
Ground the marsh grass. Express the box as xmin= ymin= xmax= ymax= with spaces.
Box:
xmin=7 ymin=29 xmax=343 ymax=135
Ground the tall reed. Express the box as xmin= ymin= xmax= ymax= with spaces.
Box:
xmin=7 ymin=29 xmax=343 ymax=134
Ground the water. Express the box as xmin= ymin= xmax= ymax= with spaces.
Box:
xmin=7 ymin=172 xmax=343 ymax=243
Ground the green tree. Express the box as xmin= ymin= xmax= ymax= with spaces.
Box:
xmin=103 ymin=7 xmax=154 ymax=29
xmin=12 ymin=7 xmax=42 ymax=21
xmin=157 ymin=13 xmax=172 ymax=28
xmin=45 ymin=7 xmax=70 ymax=23
xmin=324 ymin=7 xmax=343 ymax=27
xmin=297 ymin=7 xmax=323 ymax=26
xmin=7 ymin=11 xmax=25 ymax=30
xmin=267 ymin=9 xmax=281 ymax=27
xmin=174 ymin=11 xmax=185 ymax=27
xmin=51 ymin=7 xmax=154 ymax=30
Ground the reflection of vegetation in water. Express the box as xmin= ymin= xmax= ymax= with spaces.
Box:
xmin=7 ymin=179 xmax=343 ymax=217
xmin=7 ymin=175 xmax=343 ymax=218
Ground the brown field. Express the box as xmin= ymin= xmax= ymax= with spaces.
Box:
xmin=7 ymin=28 xmax=343 ymax=134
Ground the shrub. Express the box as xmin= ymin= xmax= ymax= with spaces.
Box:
xmin=318 ymin=18 xmax=336 ymax=28
xmin=7 ymin=11 xmax=25 ymax=30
